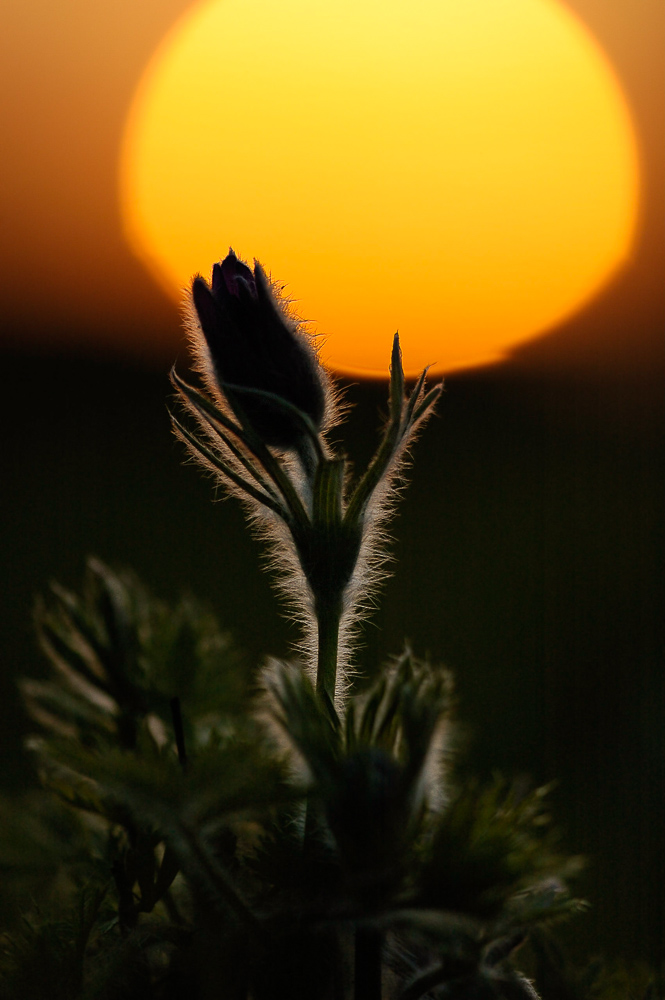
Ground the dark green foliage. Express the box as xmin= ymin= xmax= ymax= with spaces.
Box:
xmin=524 ymin=931 xmax=662 ymax=1000
xmin=416 ymin=778 xmax=582 ymax=922
xmin=0 ymin=882 xmax=108 ymax=1000
xmin=1 ymin=330 xmax=655 ymax=998
xmin=1 ymin=560 xmax=593 ymax=999
xmin=30 ymin=557 xmax=252 ymax=751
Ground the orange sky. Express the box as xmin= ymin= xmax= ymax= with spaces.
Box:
xmin=0 ymin=0 xmax=662 ymax=370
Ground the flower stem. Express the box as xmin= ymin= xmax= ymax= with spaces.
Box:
xmin=315 ymin=593 xmax=343 ymax=703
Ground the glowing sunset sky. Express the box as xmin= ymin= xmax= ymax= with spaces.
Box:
xmin=120 ymin=0 xmax=639 ymax=377
xmin=0 ymin=0 xmax=662 ymax=371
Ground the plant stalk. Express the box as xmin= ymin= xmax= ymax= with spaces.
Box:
xmin=315 ymin=593 xmax=344 ymax=703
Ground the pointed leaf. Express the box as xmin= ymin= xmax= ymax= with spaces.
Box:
xmin=173 ymin=368 xmax=311 ymax=530
xmin=389 ymin=332 xmax=405 ymax=422
xmin=410 ymin=383 xmax=443 ymax=425
xmin=171 ymin=414 xmax=287 ymax=516
xmin=402 ymin=367 xmax=429 ymax=429
xmin=36 ymin=614 xmax=112 ymax=697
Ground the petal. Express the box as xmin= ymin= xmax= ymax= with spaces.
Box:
xmin=192 ymin=276 xmax=222 ymax=342
xmin=218 ymin=250 xmax=256 ymax=299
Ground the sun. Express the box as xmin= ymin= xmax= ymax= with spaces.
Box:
xmin=120 ymin=0 xmax=639 ymax=378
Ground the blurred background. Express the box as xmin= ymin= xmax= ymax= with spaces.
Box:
xmin=1 ymin=0 xmax=663 ymax=968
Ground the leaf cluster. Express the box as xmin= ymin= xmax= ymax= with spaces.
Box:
xmin=1 ymin=564 xmax=590 ymax=999
xmin=171 ymin=334 xmax=443 ymax=703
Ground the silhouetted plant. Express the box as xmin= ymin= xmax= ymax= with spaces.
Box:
xmin=1 ymin=251 xmax=655 ymax=999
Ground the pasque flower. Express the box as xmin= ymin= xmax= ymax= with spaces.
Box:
xmin=173 ymin=251 xmax=442 ymax=706
xmin=191 ymin=250 xmax=326 ymax=451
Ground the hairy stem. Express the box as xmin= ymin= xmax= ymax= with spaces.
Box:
xmin=315 ymin=593 xmax=344 ymax=703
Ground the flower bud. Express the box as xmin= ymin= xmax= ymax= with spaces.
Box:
xmin=191 ymin=250 xmax=326 ymax=450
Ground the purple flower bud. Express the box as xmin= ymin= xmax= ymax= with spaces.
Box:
xmin=191 ymin=250 xmax=326 ymax=450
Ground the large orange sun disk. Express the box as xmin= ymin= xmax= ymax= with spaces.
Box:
xmin=120 ymin=0 xmax=639 ymax=377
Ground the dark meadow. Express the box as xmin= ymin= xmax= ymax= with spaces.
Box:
xmin=1 ymin=314 xmax=663 ymax=964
